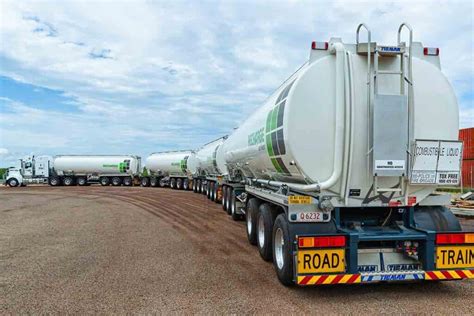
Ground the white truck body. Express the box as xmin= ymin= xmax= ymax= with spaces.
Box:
xmin=146 ymin=151 xmax=195 ymax=177
xmin=194 ymin=137 xmax=228 ymax=177
xmin=53 ymin=155 xmax=141 ymax=176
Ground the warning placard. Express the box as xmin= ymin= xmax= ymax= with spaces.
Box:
xmin=410 ymin=140 xmax=462 ymax=185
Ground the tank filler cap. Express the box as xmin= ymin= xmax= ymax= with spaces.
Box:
xmin=318 ymin=196 xmax=334 ymax=213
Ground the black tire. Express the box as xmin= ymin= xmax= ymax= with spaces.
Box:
xmin=193 ymin=179 xmax=198 ymax=192
xmin=159 ymin=178 xmax=166 ymax=187
xmin=63 ymin=176 xmax=75 ymax=186
xmin=77 ymin=177 xmax=87 ymax=186
xmin=273 ymin=214 xmax=294 ymax=286
xmin=141 ymin=177 xmax=150 ymax=187
xmin=123 ymin=177 xmax=132 ymax=186
xmin=183 ymin=179 xmax=189 ymax=190
xmin=202 ymin=181 xmax=207 ymax=195
xmin=49 ymin=176 xmax=61 ymax=186
xmin=150 ymin=177 xmax=158 ymax=187
xmin=7 ymin=178 xmax=19 ymax=187
xmin=246 ymin=198 xmax=261 ymax=245
xmin=196 ymin=179 xmax=201 ymax=193
xmin=225 ymin=187 xmax=232 ymax=214
xmin=170 ymin=178 xmax=176 ymax=189
xmin=222 ymin=185 xmax=227 ymax=210
xmin=209 ymin=182 xmax=215 ymax=201
xmin=100 ymin=177 xmax=110 ymax=186
xmin=112 ymin=177 xmax=122 ymax=186
xmin=176 ymin=178 xmax=183 ymax=190
xmin=257 ymin=203 xmax=278 ymax=261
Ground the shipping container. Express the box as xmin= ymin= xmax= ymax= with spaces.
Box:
xmin=459 ymin=127 xmax=474 ymax=160
xmin=462 ymin=159 xmax=474 ymax=189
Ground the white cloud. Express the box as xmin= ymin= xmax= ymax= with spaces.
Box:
xmin=0 ymin=0 xmax=472 ymax=166
xmin=0 ymin=148 xmax=8 ymax=156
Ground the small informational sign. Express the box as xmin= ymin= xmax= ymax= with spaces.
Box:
xmin=288 ymin=195 xmax=312 ymax=204
xmin=375 ymin=160 xmax=406 ymax=171
xmin=410 ymin=140 xmax=462 ymax=185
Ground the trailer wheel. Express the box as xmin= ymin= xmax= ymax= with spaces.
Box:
xmin=123 ymin=177 xmax=132 ymax=186
xmin=183 ymin=179 xmax=189 ymax=190
xmin=150 ymin=177 xmax=158 ymax=187
xmin=141 ymin=177 xmax=150 ymax=187
xmin=63 ymin=176 xmax=75 ymax=186
xmin=209 ymin=182 xmax=215 ymax=201
xmin=77 ymin=177 xmax=87 ymax=186
xmin=221 ymin=186 xmax=227 ymax=210
xmin=176 ymin=178 xmax=183 ymax=190
xmin=225 ymin=187 xmax=232 ymax=213
xmin=170 ymin=178 xmax=176 ymax=189
xmin=159 ymin=178 xmax=166 ymax=187
xmin=230 ymin=191 xmax=242 ymax=221
xmin=112 ymin=177 xmax=122 ymax=186
xmin=246 ymin=198 xmax=261 ymax=245
xmin=273 ymin=214 xmax=294 ymax=286
xmin=193 ymin=179 xmax=197 ymax=192
xmin=100 ymin=177 xmax=110 ymax=186
xmin=49 ymin=176 xmax=61 ymax=186
xmin=7 ymin=178 xmax=19 ymax=187
xmin=257 ymin=203 xmax=277 ymax=261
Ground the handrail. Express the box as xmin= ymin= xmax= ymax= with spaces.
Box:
xmin=356 ymin=23 xmax=371 ymax=85
xmin=397 ymin=22 xmax=413 ymax=82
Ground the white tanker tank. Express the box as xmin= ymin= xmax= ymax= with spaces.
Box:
xmin=49 ymin=155 xmax=141 ymax=186
xmin=192 ymin=136 xmax=229 ymax=197
xmin=222 ymin=34 xmax=462 ymax=208
xmin=144 ymin=150 xmax=196 ymax=189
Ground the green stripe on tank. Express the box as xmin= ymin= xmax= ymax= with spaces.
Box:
xmin=271 ymin=107 xmax=278 ymax=130
xmin=266 ymin=134 xmax=274 ymax=156
xmin=271 ymin=158 xmax=283 ymax=173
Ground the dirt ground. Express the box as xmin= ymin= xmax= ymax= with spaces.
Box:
xmin=1 ymin=186 xmax=473 ymax=314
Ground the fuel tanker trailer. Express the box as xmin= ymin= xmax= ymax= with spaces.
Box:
xmin=143 ymin=150 xmax=197 ymax=189
xmin=191 ymin=136 xmax=228 ymax=202
xmin=49 ymin=155 xmax=142 ymax=186
xmin=219 ymin=24 xmax=473 ymax=286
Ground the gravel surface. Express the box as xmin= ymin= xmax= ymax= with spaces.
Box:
xmin=1 ymin=186 xmax=473 ymax=314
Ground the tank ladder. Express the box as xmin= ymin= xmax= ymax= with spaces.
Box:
xmin=356 ymin=23 xmax=413 ymax=198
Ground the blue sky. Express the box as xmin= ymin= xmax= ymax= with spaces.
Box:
xmin=0 ymin=0 xmax=473 ymax=167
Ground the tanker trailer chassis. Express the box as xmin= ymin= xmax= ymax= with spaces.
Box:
xmin=238 ymin=183 xmax=474 ymax=286
xmin=48 ymin=173 xmax=139 ymax=187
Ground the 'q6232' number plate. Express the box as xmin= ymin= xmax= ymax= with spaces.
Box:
xmin=288 ymin=195 xmax=329 ymax=223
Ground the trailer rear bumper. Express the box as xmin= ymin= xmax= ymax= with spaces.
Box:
xmin=296 ymin=269 xmax=474 ymax=285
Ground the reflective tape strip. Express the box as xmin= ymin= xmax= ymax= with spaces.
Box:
xmin=425 ymin=270 xmax=474 ymax=280
xmin=297 ymin=274 xmax=360 ymax=285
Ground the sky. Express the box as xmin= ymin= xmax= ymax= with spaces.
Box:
xmin=0 ymin=0 xmax=473 ymax=167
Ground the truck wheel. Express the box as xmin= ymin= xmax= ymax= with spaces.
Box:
xmin=150 ymin=177 xmax=158 ymax=187
xmin=183 ymin=179 xmax=189 ymax=190
xmin=159 ymin=178 xmax=166 ymax=187
xmin=100 ymin=177 xmax=110 ymax=186
xmin=63 ymin=176 xmax=75 ymax=186
xmin=77 ymin=177 xmax=87 ymax=186
xmin=176 ymin=178 xmax=183 ymax=190
xmin=225 ymin=187 xmax=232 ymax=213
xmin=7 ymin=178 xmax=19 ymax=187
xmin=257 ymin=203 xmax=277 ymax=261
xmin=273 ymin=214 xmax=294 ymax=286
xmin=222 ymin=186 xmax=227 ymax=210
xmin=230 ymin=191 xmax=242 ymax=221
xmin=201 ymin=181 xmax=206 ymax=195
xmin=196 ymin=179 xmax=201 ymax=193
xmin=141 ymin=177 xmax=150 ymax=187
xmin=112 ymin=177 xmax=122 ymax=186
xmin=209 ymin=182 xmax=215 ymax=201
xmin=193 ymin=180 xmax=197 ymax=192
xmin=170 ymin=178 xmax=176 ymax=189
xmin=246 ymin=198 xmax=261 ymax=245
xmin=49 ymin=176 xmax=60 ymax=186
xmin=123 ymin=177 xmax=132 ymax=186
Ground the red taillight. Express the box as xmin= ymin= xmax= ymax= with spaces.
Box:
xmin=424 ymin=47 xmax=439 ymax=56
xmin=298 ymin=236 xmax=346 ymax=248
xmin=436 ymin=233 xmax=474 ymax=244
xmin=311 ymin=41 xmax=328 ymax=50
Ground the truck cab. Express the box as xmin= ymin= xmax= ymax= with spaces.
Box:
xmin=5 ymin=155 xmax=51 ymax=187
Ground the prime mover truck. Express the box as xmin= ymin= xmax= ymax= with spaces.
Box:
xmin=5 ymin=155 xmax=141 ymax=187
xmin=196 ymin=23 xmax=473 ymax=286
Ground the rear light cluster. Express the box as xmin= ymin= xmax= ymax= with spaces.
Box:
xmin=311 ymin=41 xmax=328 ymax=50
xmin=298 ymin=236 xmax=346 ymax=248
xmin=436 ymin=233 xmax=474 ymax=245
xmin=423 ymin=47 xmax=439 ymax=56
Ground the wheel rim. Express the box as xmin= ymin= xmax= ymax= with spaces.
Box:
xmin=65 ymin=178 xmax=71 ymax=185
xmin=258 ymin=214 xmax=265 ymax=249
xmin=247 ymin=211 xmax=252 ymax=235
xmin=11 ymin=179 xmax=17 ymax=186
xmin=222 ymin=188 xmax=225 ymax=205
xmin=275 ymin=227 xmax=285 ymax=269
xmin=231 ymin=197 xmax=235 ymax=215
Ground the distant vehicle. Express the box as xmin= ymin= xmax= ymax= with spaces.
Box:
xmin=141 ymin=150 xmax=197 ymax=189
xmin=5 ymin=155 xmax=141 ymax=187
